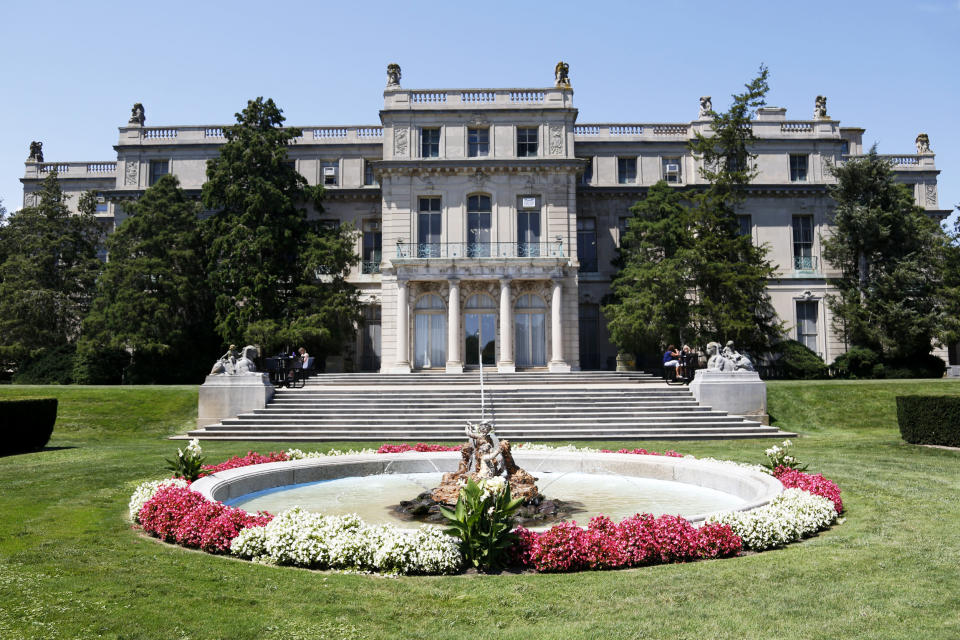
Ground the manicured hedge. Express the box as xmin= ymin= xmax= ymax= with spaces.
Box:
xmin=0 ymin=398 xmax=58 ymax=455
xmin=896 ymin=395 xmax=960 ymax=447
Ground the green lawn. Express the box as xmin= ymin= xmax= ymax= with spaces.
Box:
xmin=1 ymin=380 xmax=959 ymax=640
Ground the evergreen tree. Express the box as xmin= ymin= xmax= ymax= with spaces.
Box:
xmin=687 ymin=65 xmax=782 ymax=355
xmin=76 ymin=174 xmax=218 ymax=383
xmin=0 ymin=173 xmax=102 ymax=367
xmin=822 ymin=148 xmax=954 ymax=360
xmin=604 ymin=181 xmax=694 ymax=357
xmin=201 ymin=97 xmax=360 ymax=355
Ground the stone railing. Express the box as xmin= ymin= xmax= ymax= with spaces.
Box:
xmin=780 ymin=122 xmax=813 ymax=133
xmin=573 ymin=124 xmax=690 ymax=139
xmin=29 ymin=161 xmax=117 ymax=178
xmin=121 ymin=125 xmax=383 ymax=145
xmin=384 ymin=87 xmax=572 ymax=109
xmin=396 ymin=241 xmax=564 ymax=260
xmin=843 ymin=154 xmax=932 ymax=168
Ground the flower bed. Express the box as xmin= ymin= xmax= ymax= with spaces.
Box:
xmin=130 ymin=442 xmax=843 ymax=575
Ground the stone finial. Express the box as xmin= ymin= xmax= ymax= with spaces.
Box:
xmin=27 ymin=141 xmax=43 ymax=163
xmin=554 ymin=61 xmax=570 ymax=87
xmin=915 ymin=133 xmax=931 ymax=154
xmin=386 ymin=63 xmax=401 ymax=87
xmin=128 ymin=102 xmax=145 ymax=126
xmin=814 ymin=95 xmax=828 ymax=119
xmin=698 ymin=96 xmax=712 ymax=119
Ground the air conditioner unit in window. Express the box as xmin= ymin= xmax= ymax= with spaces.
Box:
xmin=370 ymin=222 xmax=380 ymax=231
xmin=97 ymin=196 xmax=105 ymax=203
xmin=665 ymin=164 xmax=680 ymax=173
xmin=323 ymin=167 xmax=336 ymax=176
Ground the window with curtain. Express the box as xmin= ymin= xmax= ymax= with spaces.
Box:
xmin=515 ymin=294 xmax=547 ymax=367
xmin=796 ymin=300 xmax=819 ymax=354
xmin=414 ymin=294 xmax=446 ymax=368
xmin=466 ymin=194 xmax=491 ymax=257
xmin=418 ymin=197 xmax=442 ymax=257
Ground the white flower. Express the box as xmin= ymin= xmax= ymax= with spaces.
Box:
xmin=706 ymin=489 xmax=837 ymax=551
xmin=185 ymin=438 xmax=202 ymax=457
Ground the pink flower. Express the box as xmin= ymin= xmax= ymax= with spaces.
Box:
xmin=774 ymin=467 xmax=843 ymax=513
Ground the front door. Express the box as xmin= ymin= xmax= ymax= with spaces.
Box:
xmin=465 ymin=313 xmax=496 ymax=366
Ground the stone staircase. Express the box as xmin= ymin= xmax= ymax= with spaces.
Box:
xmin=183 ymin=371 xmax=795 ymax=442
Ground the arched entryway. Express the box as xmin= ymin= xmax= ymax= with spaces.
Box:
xmin=515 ymin=294 xmax=547 ymax=367
xmin=413 ymin=294 xmax=446 ymax=369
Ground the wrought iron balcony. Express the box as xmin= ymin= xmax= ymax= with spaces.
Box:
xmin=395 ymin=241 xmax=564 ymax=259
xmin=361 ymin=260 xmax=382 ymax=274
xmin=793 ymin=255 xmax=819 ymax=271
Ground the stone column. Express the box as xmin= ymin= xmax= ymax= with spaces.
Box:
xmin=446 ymin=278 xmax=463 ymax=373
xmin=498 ymin=278 xmax=515 ymax=373
xmin=391 ymin=278 xmax=411 ymax=373
xmin=549 ymin=277 xmax=571 ymax=372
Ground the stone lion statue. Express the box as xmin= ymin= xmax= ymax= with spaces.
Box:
xmin=554 ymin=61 xmax=570 ymax=87
xmin=234 ymin=345 xmax=259 ymax=374
xmin=915 ymin=133 xmax=931 ymax=154
xmin=705 ymin=342 xmax=735 ymax=371
xmin=210 ymin=344 xmax=259 ymax=375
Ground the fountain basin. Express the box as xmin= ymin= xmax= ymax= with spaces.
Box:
xmin=190 ymin=451 xmax=782 ymax=529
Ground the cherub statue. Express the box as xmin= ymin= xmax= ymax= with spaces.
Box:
xmin=698 ymin=96 xmax=712 ymax=119
xmin=464 ymin=419 xmax=502 ymax=476
xmin=210 ymin=345 xmax=239 ymax=375
xmin=554 ymin=61 xmax=570 ymax=88
xmin=386 ymin=63 xmax=401 ymax=87
xmin=128 ymin=102 xmax=145 ymax=126
xmin=915 ymin=133 xmax=931 ymax=154
xmin=814 ymin=95 xmax=828 ymax=119
xmin=28 ymin=141 xmax=44 ymax=162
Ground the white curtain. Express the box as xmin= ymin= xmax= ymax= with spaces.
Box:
xmin=515 ymin=314 xmax=530 ymax=367
xmin=430 ymin=313 xmax=446 ymax=367
xmin=531 ymin=313 xmax=546 ymax=366
xmin=414 ymin=314 xmax=429 ymax=368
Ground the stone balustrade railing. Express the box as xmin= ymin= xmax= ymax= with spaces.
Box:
xmin=843 ymin=154 xmax=933 ymax=168
xmin=384 ymin=87 xmax=572 ymax=109
xmin=120 ymin=125 xmax=383 ymax=145
xmin=780 ymin=122 xmax=813 ymax=133
xmin=573 ymin=124 xmax=690 ymax=139
xmin=29 ymin=161 xmax=117 ymax=178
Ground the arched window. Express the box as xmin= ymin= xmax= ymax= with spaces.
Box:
xmin=467 ymin=194 xmax=492 ymax=257
xmin=515 ymin=294 xmax=547 ymax=367
xmin=413 ymin=294 xmax=446 ymax=368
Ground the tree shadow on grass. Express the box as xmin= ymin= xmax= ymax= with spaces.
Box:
xmin=0 ymin=445 xmax=76 ymax=458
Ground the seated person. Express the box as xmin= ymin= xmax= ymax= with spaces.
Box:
xmin=679 ymin=344 xmax=695 ymax=380
xmin=662 ymin=344 xmax=680 ymax=380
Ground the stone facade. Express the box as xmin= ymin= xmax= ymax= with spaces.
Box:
xmin=21 ymin=68 xmax=953 ymax=372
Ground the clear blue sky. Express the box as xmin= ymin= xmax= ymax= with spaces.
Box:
xmin=1 ymin=0 xmax=957 ymax=227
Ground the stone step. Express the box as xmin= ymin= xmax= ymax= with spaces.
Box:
xmin=185 ymin=427 xmax=790 ymax=441
xmin=251 ymin=406 xmax=710 ymax=415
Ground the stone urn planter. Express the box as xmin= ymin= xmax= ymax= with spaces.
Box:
xmin=616 ymin=353 xmax=636 ymax=371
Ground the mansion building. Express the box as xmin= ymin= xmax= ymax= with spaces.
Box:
xmin=21 ymin=64 xmax=953 ymax=374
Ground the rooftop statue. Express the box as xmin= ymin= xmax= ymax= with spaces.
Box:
xmin=386 ymin=63 xmax=401 ymax=87
xmin=698 ymin=96 xmax=712 ymax=119
xmin=915 ymin=133 xmax=931 ymax=154
xmin=554 ymin=61 xmax=570 ymax=88
xmin=128 ymin=102 xmax=145 ymax=126
xmin=27 ymin=141 xmax=43 ymax=163
xmin=814 ymin=95 xmax=828 ymax=119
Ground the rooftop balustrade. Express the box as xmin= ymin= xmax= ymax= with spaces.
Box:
xmin=118 ymin=124 xmax=383 ymax=146
xmin=383 ymin=87 xmax=572 ymax=110
xmin=573 ymin=123 xmax=691 ymax=140
xmin=27 ymin=161 xmax=117 ymax=178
